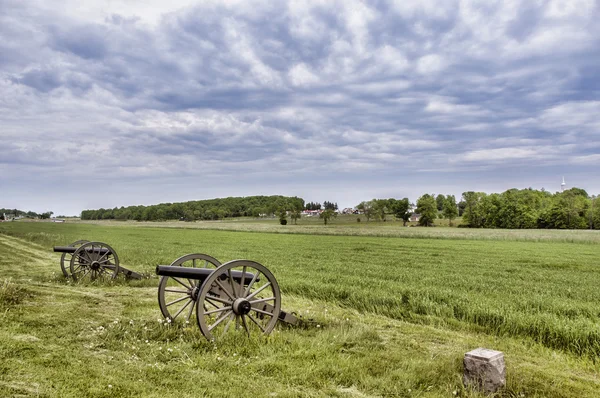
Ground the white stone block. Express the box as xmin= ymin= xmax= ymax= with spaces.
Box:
xmin=463 ymin=348 xmax=506 ymax=393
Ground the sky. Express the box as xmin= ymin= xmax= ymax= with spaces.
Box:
xmin=1 ymin=0 xmax=599 ymax=216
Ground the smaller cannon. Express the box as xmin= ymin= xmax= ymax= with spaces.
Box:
xmin=53 ymin=241 xmax=142 ymax=281
xmin=156 ymin=254 xmax=297 ymax=341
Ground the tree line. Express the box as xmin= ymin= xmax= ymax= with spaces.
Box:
xmin=81 ymin=196 xmax=305 ymax=221
xmin=74 ymin=186 xmax=600 ymax=229
xmin=357 ymin=187 xmax=599 ymax=229
xmin=0 ymin=208 xmax=54 ymax=220
xmin=456 ymin=188 xmax=599 ymax=229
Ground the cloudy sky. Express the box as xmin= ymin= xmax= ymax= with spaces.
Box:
xmin=1 ymin=0 xmax=599 ymax=216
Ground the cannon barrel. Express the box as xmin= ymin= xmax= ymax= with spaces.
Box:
xmin=156 ymin=265 xmax=258 ymax=284
xmin=53 ymin=246 xmax=111 ymax=255
xmin=53 ymin=246 xmax=77 ymax=253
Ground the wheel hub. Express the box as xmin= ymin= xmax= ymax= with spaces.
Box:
xmin=232 ymin=298 xmax=251 ymax=315
xmin=190 ymin=286 xmax=200 ymax=301
xmin=90 ymin=261 xmax=101 ymax=270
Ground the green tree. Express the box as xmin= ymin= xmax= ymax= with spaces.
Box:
xmin=40 ymin=211 xmax=54 ymax=219
xmin=319 ymin=209 xmax=337 ymax=225
xmin=442 ymin=195 xmax=458 ymax=226
xmin=356 ymin=201 xmax=373 ymax=222
xmin=435 ymin=194 xmax=445 ymax=211
xmin=416 ymin=194 xmax=437 ymax=227
xmin=290 ymin=209 xmax=301 ymax=225
xmin=278 ymin=209 xmax=288 ymax=225
xmin=372 ymin=199 xmax=389 ymax=221
xmin=390 ymin=198 xmax=412 ymax=226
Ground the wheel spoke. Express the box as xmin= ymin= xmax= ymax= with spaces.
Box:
xmin=247 ymin=314 xmax=266 ymax=333
xmin=164 ymin=288 xmax=189 ymax=294
xmin=171 ymin=298 xmax=193 ymax=320
xmin=243 ymin=272 xmax=260 ymax=297
xmin=96 ymin=249 xmax=110 ymax=264
xmin=204 ymin=306 xmax=232 ymax=316
xmin=227 ymin=269 xmax=237 ymax=298
xmin=238 ymin=266 xmax=246 ymax=298
xmin=241 ymin=314 xmax=250 ymax=336
xmin=172 ymin=277 xmax=192 ymax=289
xmin=249 ymin=297 xmax=275 ymax=305
xmin=166 ymin=295 xmax=190 ymax=307
xmin=205 ymin=296 xmax=224 ymax=308
xmin=214 ymin=279 xmax=235 ymax=301
xmin=246 ymin=282 xmax=271 ymax=300
xmin=251 ymin=307 xmax=274 ymax=317
xmin=185 ymin=299 xmax=196 ymax=323
xmin=208 ymin=310 xmax=233 ymax=332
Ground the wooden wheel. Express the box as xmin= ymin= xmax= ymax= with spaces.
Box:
xmin=60 ymin=240 xmax=89 ymax=278
xmin=70 ymin=242 xmax=120 ymax=282
xmin=195 ymin=260 xmax=281 ymax=341
xmin=157 ymin=253 xmax=221 ymax=323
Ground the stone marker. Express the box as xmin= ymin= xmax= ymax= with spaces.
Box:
xmin=463 ymin=348 xmax=505 ymax=393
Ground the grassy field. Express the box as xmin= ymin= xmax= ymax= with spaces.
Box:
xmin=1 ymin=221 xmax=599 ymax=397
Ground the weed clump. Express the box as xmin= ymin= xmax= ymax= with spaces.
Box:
xmin=0 ymin=279 xmax=32 ymax=309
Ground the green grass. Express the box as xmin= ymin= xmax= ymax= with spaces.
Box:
xmin=0 ymin=221 xmax=599 ymax=397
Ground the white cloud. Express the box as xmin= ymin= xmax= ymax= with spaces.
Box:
xmin=288 ymin=63 xmax=320 ymax=87
xmin=416 ymin=54 xmax=448 ymax=75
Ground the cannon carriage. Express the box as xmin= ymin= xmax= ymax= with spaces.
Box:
xmin=156 ymin=254 xmax=298 ymax=341
xmin=53 ymin=241 xmax=142 ymax=281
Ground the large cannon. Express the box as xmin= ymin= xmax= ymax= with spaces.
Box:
xmin=156 ymin=254 xmax=297 ymax=341
xmin=53 ymin=241 xmax=142 ymax=281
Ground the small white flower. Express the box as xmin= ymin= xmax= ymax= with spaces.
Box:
xmin=167 ymin=348 xmax=173 ymax=352
xmin=158 ymin=347 xmax=162 ymax=350
xmin=166 ymin=318 xmax=172 ymax=324
xmin=316 ymin=324 xmax=321 ymax=328
xmin=129 ymin=320 xmax=134 ymax=325
xmin=108 ymin=385 xmax=113 ymax=388
xmin=145 ymin=340 xmax=149 ymax=343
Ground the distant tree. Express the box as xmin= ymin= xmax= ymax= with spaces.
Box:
xmin=356 ymin=201 xmax=374 ymax=222
xmin=390 ymin=198 xmax=411 ymax=226
xmin=40 ymin=211 xmax=54 ymax=220
xmin=278 ymin=209 xmax=288 ymax=225
xmin=372 ymin=199 xmax=389 ymax=221
xmin=416 ymin=194 xmax=437 ymax=227
xmin=290 ymin=209 xmax=301 ymax=225
xmin=457 ymin=200 xmax=466 ymax=216
xmin=442 ymin=195 xmax=458 ymax=226
xmin=323 ymin=201 xmax=337 ymax=211
xmin=305 ymin=202 xmax=322 ymax=211
xmin=319 ymin=209 xmax=337 ymax=225
xmin=435 ymin=194 xmax=445 ymax=211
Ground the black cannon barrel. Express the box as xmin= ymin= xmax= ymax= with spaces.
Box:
xmin=53 ymin=246 xmax=77 ymax=253
xmin=156 ymin=265 xmax=258 ymax=284
xmin=53 ymin=246 xmax=111 ymax=255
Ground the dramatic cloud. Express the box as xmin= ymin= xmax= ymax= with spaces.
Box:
xmin=1 ymin=0 xmax=599 ymax=215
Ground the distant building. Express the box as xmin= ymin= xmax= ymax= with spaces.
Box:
xmin=409 ymin=213 xmax=421 ymax=223
xmin=341 ymin=208 xmax=358 ymax=215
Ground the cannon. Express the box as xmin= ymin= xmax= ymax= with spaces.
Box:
xmin=156 ymin=253 xmax=297 ymax=341
xmin=53 ymin=241 xmax=142 ymax=281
